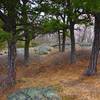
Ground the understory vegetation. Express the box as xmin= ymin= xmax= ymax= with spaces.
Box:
xmin=0 ymin=0 xmax=100 ymax=100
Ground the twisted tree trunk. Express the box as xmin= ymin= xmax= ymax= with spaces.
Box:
xmin=24 ymin=34 xmax=30 ymax=65
xmin=70 ymin=21 xmax=76 ymax=64
xmin=7 ymin=39 xmax=16 ymax=84
xmin=58 ymin=30 xmax=62 ymax=52
xmin=6 ymin=0 xmax=17 ymax=85
xmin=62 ymin=29 xmax=66 ymax=52
xmin=85 ymin=13 xmax=100 ymax=76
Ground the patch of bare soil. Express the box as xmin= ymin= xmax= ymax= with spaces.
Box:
xmin=1 ymin=49 xmax=100 ymax=100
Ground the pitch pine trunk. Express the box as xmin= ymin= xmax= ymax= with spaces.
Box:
xmin=24 ymin=35 xmax=30 ymax=65
xmin=7 ymin=40 xmax=16 ymax=85
xmin=62 ymin=29 xmax=66 ymax=52
xmin=22 ymin=0 xmax=30 ymax=65
xmin=6 ymin=0 xmax=17 ymax=85
xmin=70 ymin=21 xmax=76 ymax=64
xmin=85 ymin=13 xmax=100 ymax=76
xmin=58 ymin=30 xmax=62 ymax=52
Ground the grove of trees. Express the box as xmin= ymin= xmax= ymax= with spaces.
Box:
xmin=0 ymin=0 xmax=100 ymax=86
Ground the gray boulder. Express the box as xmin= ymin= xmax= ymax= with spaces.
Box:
xmin=34 ymin=45 xmax=53 ymax=55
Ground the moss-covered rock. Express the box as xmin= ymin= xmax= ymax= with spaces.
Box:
xmin=8 ymin=87 xmax=61 ymax=100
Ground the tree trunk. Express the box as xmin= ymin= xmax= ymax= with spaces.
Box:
xmin=58 ymin=30 xmax=62 ymax=52
xmin=0 ymin=0 xmax=17 ymax=86
xmin=62 ymin=29 xmax=66 ymax=52
xmin=70 ymin=21 xmax=76 ymax=64
xmin=21 ymin=0 xmax=30 ymax=65
xmin=7 ymin=40 xmax=16 ymax=85
xmin=7 ymin=1 xmax=17 ymax=85
xmin=24 ymin=35 xmax=30 ymax=65
xmin=85 ymin=13 xmax=100 ymax=76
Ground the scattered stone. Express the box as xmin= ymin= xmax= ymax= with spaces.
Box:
xmin=34 ymin=45 xmax=54 ymax=55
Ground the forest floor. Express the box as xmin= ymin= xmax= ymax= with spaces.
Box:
xmin=0 ymin=48 xmax=100 ymax=100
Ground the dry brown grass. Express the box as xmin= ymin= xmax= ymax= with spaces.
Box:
xmin=0 ymin=49 xmax=100 ymax=100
